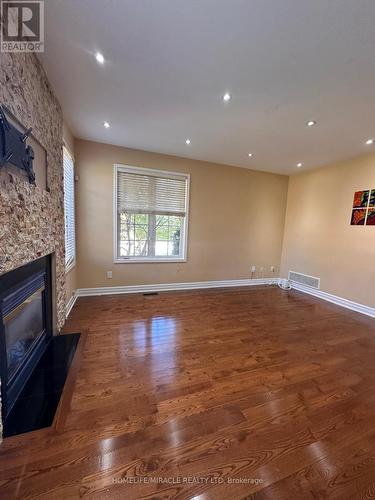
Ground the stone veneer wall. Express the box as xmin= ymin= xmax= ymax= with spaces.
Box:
xmin=0 ymin=52 xmax=65 ymax=441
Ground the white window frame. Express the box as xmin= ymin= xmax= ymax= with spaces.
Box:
xmin=113 ymin=164 xmax=190 ymax=263
xmin=63 ymin=146 xmax=76 ymax=273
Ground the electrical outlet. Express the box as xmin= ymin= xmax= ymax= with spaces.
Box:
xmin=106 ymin=271 xmax=113 ymax=279
xmin=251 ymin=265 xmax=256 ymax=273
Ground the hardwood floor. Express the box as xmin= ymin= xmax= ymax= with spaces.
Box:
xmin=1 ymin=286 xmax=375 ymax=499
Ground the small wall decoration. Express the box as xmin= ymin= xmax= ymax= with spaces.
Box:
xmin=353 ymin=190 xmax=369 ymax=208
xmin=351 ymin=208 xmax=367 ymax=225
xmin=351 ymin=189 xmax=375 ymax=226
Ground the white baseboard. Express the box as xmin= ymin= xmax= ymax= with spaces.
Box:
xmin=65 ymin=293 xmax=77 ymax=318
xmin=75 ymin=278 xmax=277 ymax=297
xmin=70 ymin=279 xmax=375 ymax=320
xmin=288 ymin=281 xmax=375 ymax=319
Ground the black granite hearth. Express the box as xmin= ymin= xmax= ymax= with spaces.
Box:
xmin=3 ymin=333 xmax=80 ymax=437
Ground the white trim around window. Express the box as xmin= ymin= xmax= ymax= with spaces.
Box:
xmin=113 ymin=164 xmax=190 ymax=263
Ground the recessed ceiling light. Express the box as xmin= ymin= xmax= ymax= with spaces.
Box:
xmin=223 ymin=93 xmax=231 ymax=102
xmin=185 ymin=139 xmax=191 ymax=145
xmin=104 ymin=121 xmax=110 ymax=128
xmin=95 ymin=52 xmax=105 ymax=64
xmin=365 ymin=138 xmax=374 ymax=145
xmin=297 ymin=162 xmax=303 ymax=168
xmin=306 ymin=120 xmax=316 ymax=127
xmin=248 ymin=153 xmax=253 ymax=157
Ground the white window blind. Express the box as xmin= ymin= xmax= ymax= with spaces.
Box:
xmin=115 ymin=165 xmax=189 ymax=261
xmin=63 ymin=147 xmax=76 ymax=270
xmin=117 ymin=170 xmax=187 ymax=216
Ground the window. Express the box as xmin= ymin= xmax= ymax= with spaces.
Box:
xmin=114 ymin=165 xmax=189 ymax=262
xmin=63 ymin=147 xmax=76 ymax=271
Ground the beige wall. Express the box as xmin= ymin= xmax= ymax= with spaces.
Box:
xmin=75 ymin=139 xmax=289 ymax=288
xmin=63 ymin=122 xmax=77 ymax=307
xmin=280 ymin=152 xmax=375 ymax=308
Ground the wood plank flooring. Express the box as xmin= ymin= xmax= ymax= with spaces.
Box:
xmin=1 ymin=286 xmax=375 ymax=499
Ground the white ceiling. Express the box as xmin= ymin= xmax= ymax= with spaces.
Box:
xmin=40 ymin=0 xmax=375 ymax=174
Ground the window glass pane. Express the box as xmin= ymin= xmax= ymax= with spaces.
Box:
xmin=155 ymin=215 xmax=182 ymax=257
xmin=134 ymin=214 xmax=148 ymax=224
xmin=156 ymin=214 xmax=169 ymax=226
xmin=155 ymin=241 xmax=168 ymax=256
xmin=118 ymin=213 xmax=184 ymax=258
xmin=169 ymin=225 xmax=181 ymax=256
xmin=134 ymin=240 xmax=148 ymax=256
xmin=134 ymin=225 xmax=148 ymax=240
xmin=119 ymin=213 xmax=134 ymax=256
xmin=119 ymin=213 xmax=150 ymax=257
xmin=156 ymin=225 xmax=169 ymax=241
xmin=168 ymin=215 xmax=181 ymax=226
xmin=126 ymin=213 xmax=135 ymax=224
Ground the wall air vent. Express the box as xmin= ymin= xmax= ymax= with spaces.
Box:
xmin=288 ymin=271 xmax=320 ymax=289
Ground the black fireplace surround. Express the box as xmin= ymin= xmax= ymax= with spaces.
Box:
xmin=0 ymin=255 xmax=52 ymax=419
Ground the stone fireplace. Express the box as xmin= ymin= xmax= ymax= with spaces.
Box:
xmin=0 ymin=52 xmax=66 ymax=440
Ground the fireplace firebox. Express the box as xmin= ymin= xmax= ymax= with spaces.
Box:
xmin=0 ymin=255 xmax=52 ymax=419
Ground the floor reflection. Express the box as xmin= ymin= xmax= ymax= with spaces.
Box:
xmin=119 ymin=315 xmax=178 ymax=381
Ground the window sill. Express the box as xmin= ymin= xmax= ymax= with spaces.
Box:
xmin=114 ymin=258 xmax=187 ymax=264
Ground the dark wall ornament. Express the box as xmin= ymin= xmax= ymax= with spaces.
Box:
xmin=0 ymin=104 xmax=36 ymax=185
xmin=351 ymin=189 xmax=375 ymax=226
